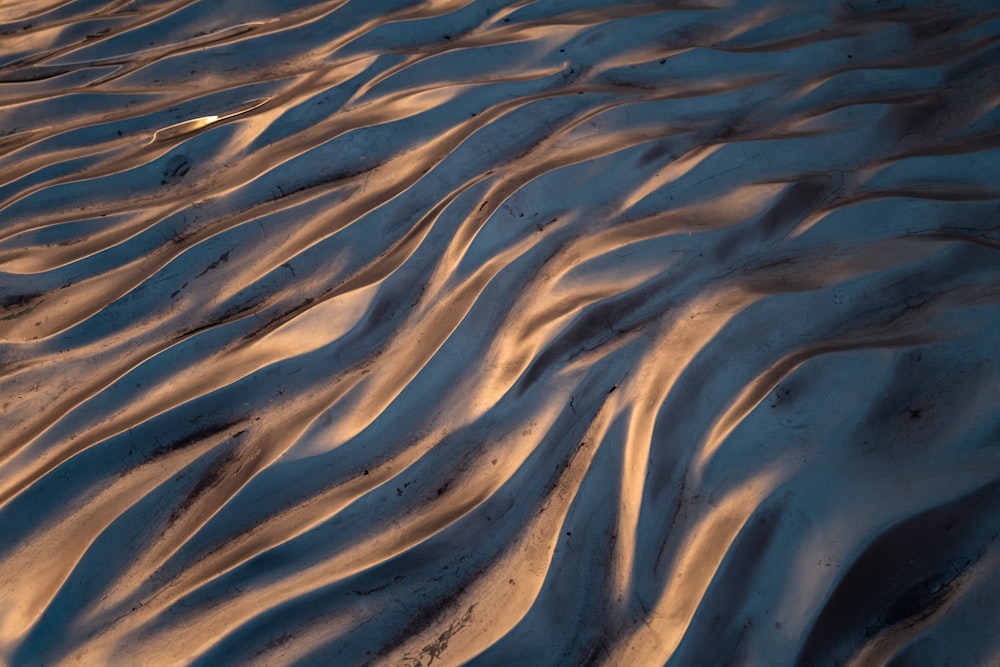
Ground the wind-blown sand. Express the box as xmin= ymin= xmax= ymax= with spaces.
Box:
xmin=1 ymin=0 xmax=999 ymax=665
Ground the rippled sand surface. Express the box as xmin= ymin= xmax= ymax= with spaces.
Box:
xmin=2 ymin=1 xmax=999 ymax=665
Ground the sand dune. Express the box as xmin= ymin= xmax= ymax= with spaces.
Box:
xmin=1 ymin=0 xmax=999 ymax=665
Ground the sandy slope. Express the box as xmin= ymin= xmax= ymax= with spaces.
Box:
xmin=1 ymin=0 xmax=999 ymax=665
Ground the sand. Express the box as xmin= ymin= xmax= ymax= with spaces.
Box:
xmin=1 ymin=0 xmax=999 ymax=665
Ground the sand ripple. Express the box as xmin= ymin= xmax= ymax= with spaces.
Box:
xmin=1 ymin=0 xmax=999 ymax=664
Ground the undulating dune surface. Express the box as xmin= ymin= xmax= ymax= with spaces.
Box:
xmin=1 ymin=0 xmax=999 ymax=665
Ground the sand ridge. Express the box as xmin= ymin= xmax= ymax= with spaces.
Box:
xmin=1 ymin=0 xmax=999 ymax=665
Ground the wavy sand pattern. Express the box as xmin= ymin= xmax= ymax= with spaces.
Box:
xmin=1 ymin=0 xmax=999 ymax=664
